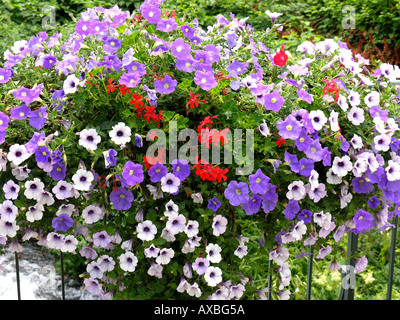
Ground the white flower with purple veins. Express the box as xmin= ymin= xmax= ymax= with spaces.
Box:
xmin=87 ymin=261 xmax=104 ymax=279
xmin=358 ymin=152 xmax=379 ymax=172
xmin=297 ymin=41 xmax=316 ymax=55
xmin=11 ymin=40 xmax=28 ymax=55
xmin=37 ymin=190 xmax=55 ymax=206
xmin=63 ymin=74 xmax=82 ymax=95
xmin=24 ymin=178 xmax=44 ymax=200
xmin=332 ymin=155 xmax=353 ymax=177
xmin=187 ymin=282 xmax=202 ymax=298
xmin=316 ymin=38 xmax=338 ymax=55
xmin=56 ymin=203 xmax=75 ymax=216
xmin=148 ymin=261 xmax=163 ymax=279
xmin=286 ymin=180 xmax=306 ymax=201
xmin=109 ymin=122 xmax=131 ymax=146
xmin=144 ymin=244 xmax=160 ymax=258
xmin=386 ymin=160 xmax=400 ymax=181
xmin=184 ymin=220 xmax=199 ymax=238
xmin=79 ymin=128 xmax=101 ymax=151
xmin=164 ymin=199 xmax=178 ymax=217
xmin=380 ymin=63 xmax=398 ymax=81
xmin=329 ymin=110 xmax=340 ymax=132
xmin=309 ymin=110 xmax=327 ymax=131
xmin=3 ymin=180 xmax=20 ymax=200
xmin=336 ymin=94 xmax=349 ymax=112
xmin=373 ymin=133 xmax=391 ymax=152
xmin=316 ymin=245 xmax=332 ymax=259
xmin=136 ymin=220 xmax=157 ymax=241
xmin=204 ymin=266 xmax=223 ymax=287
xmin=350 ymin=134 xmax=363 ymax=150
xmin=291 ymin=220 xmax=307 ymax=241
xmin=166 ymin=213 xmax=186 ymax=235
xmin=352 ymin=159 xmax=368 ymax=177
xmin=156 ymin=248 xmax=174 ymax=265
xmin=72 ymin=169 xmax=94 ymax=191
xmin=313 ymin=211 xmax=332 ymax=228
xmin=52 ymin=180 xmax=74 ymax=200
xmin=46 ymin=232 xmax=65 ymax=250
xmin=234 ymin=244 xmax=248 ymax=259
xmin=160 ymin=227 xmax=176 ymax=242
xmin=11 ymin=164 xmax=31 ymax=181
xmin=82 ymin=204 xmax=103 ymax=224
xmin=7 ymin=144 xmax=30 ymax=166
xmin=0 ymin=200 xmax=18 ymax=222
xmin=347 ymin=90 xmax=360 ymax=107
xmin=347 ymin=106 xmax=364 ymax=126
xmin=212 ymin=215 xmax=228 ymax=236
xmin=307 ymin=183 xmax=327 ymax=203
xmin=0 ymin=220 xmax=20 ymax=237
xmin=206 ymin=243 xmax=222 ymax=263
xmin=161 ymin=173 xmax=180 ymax=194
xmin=259 ymin=119 xmax=270 ymax=137
xmin=119 ymin=251 xmax=138 ymax=272
xmin=61 ymin=235 xmax=78 ymax=253
xmin=26 ymin=203 xmax=44 ymax=222
xmin=364 ymin=91 xmax=380 ymax=108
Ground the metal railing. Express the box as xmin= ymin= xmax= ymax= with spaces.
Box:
xmin=10 ymin=216 xmax=398 ymax=300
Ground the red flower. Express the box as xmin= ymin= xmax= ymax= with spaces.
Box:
xmin=322 ymin=79 xmax=340 ymax=101
xmin=130 ymin=93 xmax=144 ymax=108
xmin=106 ymin=78 xmax=116 ymax=93
xmin=275 ymin=136 xmax=286 ymax=148
xmin=187 ymin=92 xmax=207 ymax=109
xmin=274 ymin=45 xmax=288 ymax=67
xmin=192 ymin=156 xmax=228 ymax=183
xmin=119 ymin=84 xmax=131 ymax=96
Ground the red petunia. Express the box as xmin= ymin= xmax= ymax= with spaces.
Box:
xmin=274 ymin=45 xmax=288 ymax=67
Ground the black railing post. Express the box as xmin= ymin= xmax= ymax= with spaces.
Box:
xmin=60 ymin=251 xmax=65 ymax=300
xmin=306 ymin=245 xmax=314 ymax=300
xmin=339 ymin=231 xmax=358 ymax=300
xmin=14 ymin=252 xmax=21 ymax=300
xmin=387 ymin=215 xmax=398 ymax=300
xmin=267 ymin=258 xmax=272 ymax=300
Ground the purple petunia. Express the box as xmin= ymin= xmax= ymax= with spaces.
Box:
xmin=208 ymin=197 xmax=221 ymax=212
xmin=263 ymin=90 xmax=285 ymax=112
xmin=242 ymin=194 xmax=262 ymax=215
xmin=122 ymin=161 xmax=144 ymax=186
xmin=224 ymin=181 xmax=249 ymax=206
xmin=0 ymin=112 xmax=9 ymax=132
xmin=298 ymin=158 xmax=314 ymax=177
xmin=181 ymin=24 xmax=195 ymax=39
xmin=148 ymin=162 xmax=168 ymax=183
xmin=104 ymin=149 xmax=118 ymax=168
xmin=277 ymin=115 xmax=302 ymax=140
xmin=110 ymin=187 xmax=134 ymax=211
xmin=353 ymin=209 xmax=373 ymax=232
xmin=10 ymin=104 xmax=30 ymax=120
xmin=28 ymin=106 xmax=48 ymax=130
xmin=194 ymin=70 xmax=217 ymax=91
xmin=171 ymin=159 xmax=190 ymax=181
xmin=13 ymin=83 xmax=43 ymax=105
xmin=52 ymin=214 xmax=74 ymax=233
xmin=298 ymin=209 xmax=313 ymax=223
xmin=154 ymin=75 xmax=177 ymax=95
xmin=119 ymin=72 xmax=141 ymax=88
xmin=284 ymin=200 xmax=300 ymax=220
xmin=227 ymin=60 xmax=248 ymax=75
xmin=170 ymin=38 xmax=191 ymax=60
xmin=157 ymin=17 xmax=178 ymax=33
xmin=43 ymin=55 xmax=57 ymax=69
xmin=368 ymin=195 xmax=380 ymax=209
xmin=140 ymin=4 xmax=162 ymax=24
xmin=248 ymin=168 xmax=270 ymax=194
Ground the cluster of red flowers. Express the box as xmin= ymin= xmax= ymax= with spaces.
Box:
xmin=322 ymin=78 xmax=340 ymax=101
xmin=104 ymin=78 xmax=164 ymax=126
xmin=197 ymin=115 xmax=229 ymax=149
xmin=192 ymin=156 xmax=229 ymax=183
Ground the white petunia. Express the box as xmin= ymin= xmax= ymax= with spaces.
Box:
xmin=109 ymin=122 xmax=131 ymax=146
xmin=72 ymin=169 xmax=94 ymax=191
xmin=332 ymin=155 xmax=352 ymax=177
xmin=79 ymin=128 xmax=101 ymax=151
xmin=347 ymin=106 xmax=364 ymax=126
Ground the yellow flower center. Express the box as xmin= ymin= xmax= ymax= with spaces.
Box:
xmin=271 ymin=98 xmax=276 ymax=103
xmin=201 ymin=78 xmax=207 ymax=84
xmin=286 ymin=125 xmax=292 ymax=131
xmin=132 ymin=65 xmax=137 ymax=71
xmin=176 ymin=46 xmax=182 ymax=52
xmin=57 ymin=168 xmax=62 ymax=172
xmin=256 ymin=178 xmax=261 ymax=183
xmin=42 ymin=151 xmax=47 ymax=156
xmin=235 ymin=189 xmax=241 ymax=195
xmin=149 ymin=12 xmax=154 ymax=17
xmin=164 ymin=83 xmax=169 ymax=89
xmin=110 ymin=41 xmax=115 ymax=46
xmin=129 ymin=170 xmax=134 ymax=175
xmin=185 ymin=62 xmax=191 ymax=68
xmin=0 ymin=76 xmax=4 ymax=81
xmin=299 ymin=137 xmax=305 ymax=143
xmin=310 ymin=147 xmax=316 ymax=153
xmin=21 ymin=92 xmax=27 ymax=97
xmin=82 ymin=26 xmax=87 ymax=31
xmin=156 ymin=169 xmax=160 ymax=173
xmin=120 ymin=194 xmax=126 ymax=199
xmin=0 ymin=121 xmax=2 ymax=125
xmin=19 ymin=112 xmax=25 ymax=117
